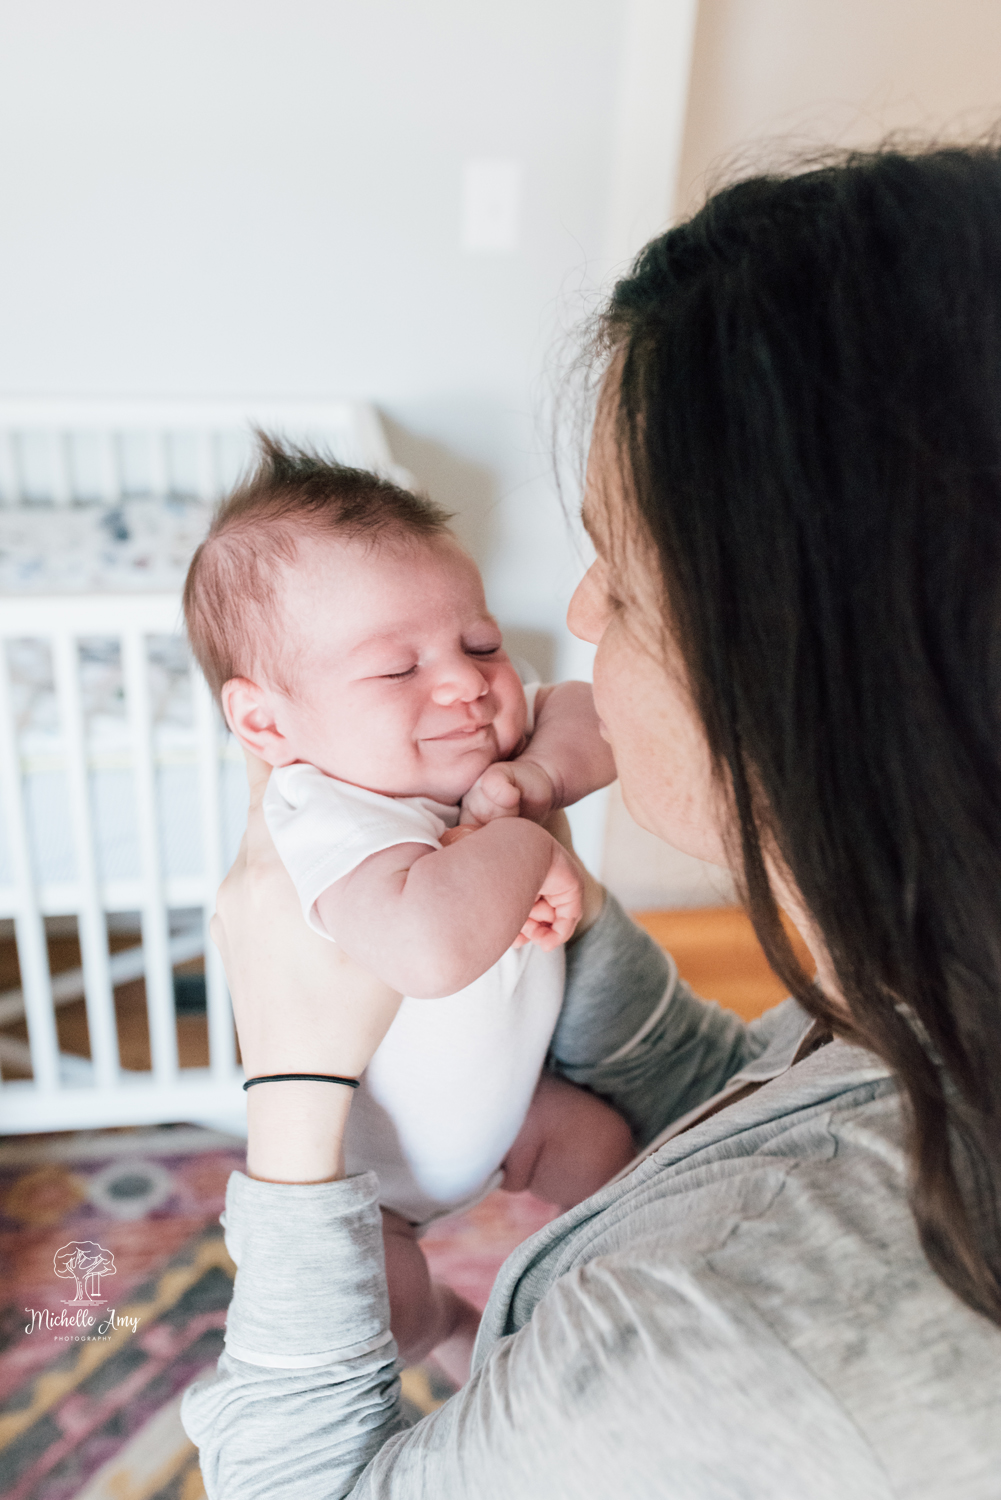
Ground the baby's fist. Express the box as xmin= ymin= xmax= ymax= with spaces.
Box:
xmin=460 ymin=759 xmax=557 ymax=827
xmin=513 ymin=839 xmax=584 ymax=950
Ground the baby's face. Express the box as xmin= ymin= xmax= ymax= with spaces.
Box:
xmin=269 ymin=532 xmax=527 ymax=803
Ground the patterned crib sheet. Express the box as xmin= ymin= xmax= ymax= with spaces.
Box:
xmin=0 ymin=495 xmax=212 ymax=594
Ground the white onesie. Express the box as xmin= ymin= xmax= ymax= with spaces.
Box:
xmin=262 ymin=692 xmax=565 ymax=1227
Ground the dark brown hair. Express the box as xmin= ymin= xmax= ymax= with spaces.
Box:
xmin=599 ymin=142 xmax=1001 ymax=1323
xmin=183 ymin=432 xmax=453 ymax=700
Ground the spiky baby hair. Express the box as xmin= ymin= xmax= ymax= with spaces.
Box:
xmin=183 ymin=431 xmax=453 ymax=701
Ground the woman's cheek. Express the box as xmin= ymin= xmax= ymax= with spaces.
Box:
xmin=591 ymin=638 xmax=626 ymax=747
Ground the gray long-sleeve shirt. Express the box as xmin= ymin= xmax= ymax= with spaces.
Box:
xmin=182 ymin=896 xmax=1001 ymax=1498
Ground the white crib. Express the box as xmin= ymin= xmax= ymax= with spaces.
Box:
xmin=0 ymin=398 xmax=407 ymax=1134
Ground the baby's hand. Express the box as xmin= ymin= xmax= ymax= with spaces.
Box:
xmin=513 ymin=838 xmax=583 ymax=951
xmin=444 ymin=823 xmax=582 ymax=949
xmin=460 ymin=759 xmax=557 ymax=827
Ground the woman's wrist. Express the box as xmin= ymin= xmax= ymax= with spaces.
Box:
xmin=245 ymin=1079 xmax=355 ymax=1184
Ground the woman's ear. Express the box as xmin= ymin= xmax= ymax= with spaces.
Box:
xmin=221 ymin=678 xmax=293 ymax=766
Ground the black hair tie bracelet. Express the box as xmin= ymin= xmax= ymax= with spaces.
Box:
xmin=243 ymin=1073 xmax=360 ymax=1091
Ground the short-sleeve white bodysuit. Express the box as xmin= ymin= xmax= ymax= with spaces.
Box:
xmin=262 ymin=693 xmax=565 ymax=1228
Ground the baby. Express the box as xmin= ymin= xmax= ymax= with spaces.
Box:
xmin=184 ymin=437 xmax=634 ymax=1378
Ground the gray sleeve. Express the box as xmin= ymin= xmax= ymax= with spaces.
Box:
xmin=181 ymin=1170 xmax=409 ymax=1499
xmin=182 ymin=1172 xmax=888 ymax=1500
xmin=551 ymin=894 xmax=755 ymax=1144
xmin=356 ymin=1253 xmax=889 ymax=1500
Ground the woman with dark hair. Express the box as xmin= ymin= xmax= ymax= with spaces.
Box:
xmin=184 ymin=144 xmax=1001 ymax=1496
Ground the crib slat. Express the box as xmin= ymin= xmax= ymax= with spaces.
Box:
xmin=51 ymin=433 xmax=73 ymax=507
xmin=98 ymin=433 xmax=123 ymax=505
xmin=122 ymin=630 xmax=179 ymax=1084
xmin=0 ymin=431 xmax=20 ymax=506
xmin=195 ymin=433 xmax=218 ymax=503
xmin=51 ymin=634 xmax=122 ymax=1088
xmin=150 ymin=432 xmax=170 ymax=500
xmin=0 ymin=641 xmax=61 ymax=1091
xmin=194 ymin=673 xmax=237 ymax=1079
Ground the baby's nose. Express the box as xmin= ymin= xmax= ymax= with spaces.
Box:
xmin=431 ymin=659 xmax=489 ymax=705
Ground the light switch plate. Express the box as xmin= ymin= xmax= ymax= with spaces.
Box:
xmin=461 ymin=159 xmax=523 ymax=253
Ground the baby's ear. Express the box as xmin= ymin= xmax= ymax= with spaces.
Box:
xmin=220 ymin=678 xmax=292 ymax=765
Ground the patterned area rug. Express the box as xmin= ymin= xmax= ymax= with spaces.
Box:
xmin=0 ymin=1126 xmax=559 ymax=1498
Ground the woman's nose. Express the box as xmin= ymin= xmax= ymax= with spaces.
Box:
xmin=567 ymin=564 xmax=605 ymax=644
xmin=430 ymin=658 xmax=489 ymax=706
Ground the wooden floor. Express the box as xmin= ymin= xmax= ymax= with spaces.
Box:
xmin=0 ymin=938 xmax=216 ymax=1078
xmin=633 ymin=907 xmax=813 ymax=1023
xmin=0 ymin=908 xmax=810 ymax=1080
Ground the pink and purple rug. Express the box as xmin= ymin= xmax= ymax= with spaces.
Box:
xmin=0 ymin=1126 xmax=558 ymax=1499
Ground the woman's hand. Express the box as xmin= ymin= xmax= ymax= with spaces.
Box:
xmin=213 ymin=751 xmax=402 ymax=1184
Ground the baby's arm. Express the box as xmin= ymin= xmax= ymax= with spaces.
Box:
xmin=313 ymin=820 xmax=582 ymax=998
xmin=461 ymin=680 xmax=616 ymax=827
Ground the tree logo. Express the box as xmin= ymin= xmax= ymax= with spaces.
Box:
xmin=53 ymin=1242 xmax=117 ymax=1306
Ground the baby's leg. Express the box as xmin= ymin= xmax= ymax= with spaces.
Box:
xmin=381 ymin=1208 xmax=481 ymax=1387
xmin=501 ymin=1072 xmax=635 ymax=1210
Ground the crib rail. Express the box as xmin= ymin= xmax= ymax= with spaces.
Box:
xmin=0 ymin=592 xmax=245 ymax=1132
xmin=0 ymin=397 xmax=406 ymax=505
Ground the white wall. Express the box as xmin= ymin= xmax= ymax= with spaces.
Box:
xmin=23 ymin=2 xmax=995 ymax=910
xmin=0 ymin=0 xmax=638 ymax=664
xmin=0 ymin=0 xmax=705 ymax=899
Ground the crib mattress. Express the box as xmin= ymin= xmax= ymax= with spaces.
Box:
xmin=0 ymin=495 xmax=212 ymax=594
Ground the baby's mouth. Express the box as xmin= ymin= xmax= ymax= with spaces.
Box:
xmin=427 ymin=722 xmax=493 ymax=742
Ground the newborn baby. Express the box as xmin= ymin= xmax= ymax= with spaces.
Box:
xmin=184 ymin=437 xmax=634 ymax=1378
